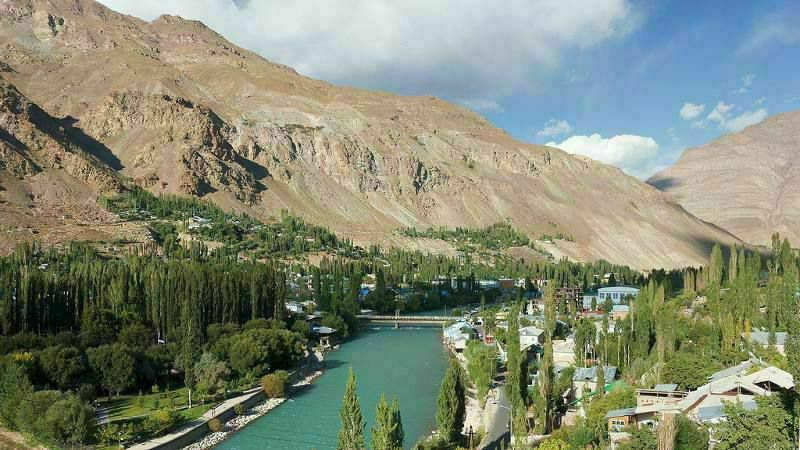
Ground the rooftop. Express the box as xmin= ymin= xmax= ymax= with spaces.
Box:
xmin=606 ymin=407 xmax=636 ymax=418
xmin=744 ymin=331 xmax=788 ymax=346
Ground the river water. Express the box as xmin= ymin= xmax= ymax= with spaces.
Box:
xmin=217 ymin=326 xmax=450 ymax=449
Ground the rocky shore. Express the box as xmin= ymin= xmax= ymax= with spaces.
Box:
xmin=186 ymin=370 xmax=323 ymax=450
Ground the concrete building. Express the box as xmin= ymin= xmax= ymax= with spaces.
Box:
xmin=583 ymin=286 xmax=639 ymax=310
xmin=552 ymin=337 xmax=576 ymax=366
xmin=519 ymin=326 xmax=545 ymax=351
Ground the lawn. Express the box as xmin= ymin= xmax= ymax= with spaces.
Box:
xmin=98 ymin=386 xmax=213 ymax=421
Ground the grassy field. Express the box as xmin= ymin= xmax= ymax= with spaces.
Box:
xmin=98 ymin=387 xmax=212 ymax=421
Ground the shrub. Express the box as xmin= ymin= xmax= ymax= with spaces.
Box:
xmin=261 ymin=371 xmax=290 ymax=398
xmin=77 ymin=384 xmax=96 ymax=403
xmin=208 ymin=418 xmax=223 ymax=432
xmin=234 ymin=403 xmax=246 ymax=415
xmin=143 ymin=409 xmax=180 ymax=435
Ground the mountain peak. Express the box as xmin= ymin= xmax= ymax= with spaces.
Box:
xmin=0 ymin=0 xmax=742 ymax=269
xmin=649 ymin=110 xmax=800 ymax=246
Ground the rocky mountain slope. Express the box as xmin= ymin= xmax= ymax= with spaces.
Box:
xmin=0 ymin=78 xmax=149 ymax=254
xmin=649 ymin=111 xmax=800 ymax=247
xmin=0 ymin=0 xmax=741 ymax=269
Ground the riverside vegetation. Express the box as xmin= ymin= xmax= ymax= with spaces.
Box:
xmin=2 ymin=183 xmax=799 ymax=449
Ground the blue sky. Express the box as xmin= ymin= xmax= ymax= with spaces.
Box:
xmin=102 ymin=0 xmax=800 ymax=179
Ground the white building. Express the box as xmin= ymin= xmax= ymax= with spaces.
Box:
xmin=583 ymin=286 xmax=639 ymax=309
xmin=443 ymin=321 xmax=476 ymax=352
xmin=285 ymin=301 xmax=304 ymax=314
xmin=519 ymin=326 xmax=545 ymax=351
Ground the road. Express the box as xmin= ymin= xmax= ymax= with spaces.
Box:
xmin=479 ymin=375 xmax=511 ymax=450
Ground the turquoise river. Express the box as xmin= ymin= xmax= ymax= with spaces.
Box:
xmin=217 ymin=326 xmax=450 ymax=449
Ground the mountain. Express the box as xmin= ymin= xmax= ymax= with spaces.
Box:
xmin=0 ymin=0 xmax=740 ymax=269
xmin=649 ymin=111 xmax=800 ymax=247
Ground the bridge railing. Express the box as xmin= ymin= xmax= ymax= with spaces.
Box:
xmin=356 ymin=315 xmax=461 ymax=321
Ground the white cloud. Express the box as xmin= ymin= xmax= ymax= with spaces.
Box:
xmin=740 ymin=11 xmax=800 ymax=53
xmin=733 ymin=73 xmax=755 ymax=94
xmin=706 ymin=101 xmax=735 ymax=124
xmin=545 ymin=133 xmax=659 ymax=177
xmin=754 ymin=96 xmax=766 ymax=105
xmin=537 ymin=119 xmax=573 ymax=137
xmin=666 ymin=127 xmax=678 ymax=142
xmin=722 ymin=108 xmax=768 ymax=132
xmin=459 ymin=99 xmax=504 ymax=112
xmin=679 ymin=102 xmax=705 ymax=120
xmin=702 ymin=101 xmax=767 ymax=132
xmin=98 ymin=0 xmax=639 ymax=102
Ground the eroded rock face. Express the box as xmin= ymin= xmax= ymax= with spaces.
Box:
xmin=649 ymin=111 xmax=800 ymax=246
xmin=0 ymin=80 xmax=120 ymax=192
xmin=0 ymin=0 xmax=743 ymax=269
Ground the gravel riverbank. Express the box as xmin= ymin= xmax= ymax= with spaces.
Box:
xmin=186 ymin=370 xmax=323 ymax=450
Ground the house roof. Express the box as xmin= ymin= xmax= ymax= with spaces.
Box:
xmin=697 ymin=400 xmax=756 ymax=422
xmin=573 ymin=366 xmax=617 ymax=382
xmin=654 ymin=384 xmax=679 ymax=392
xmin=519 ymin=326 xmax=545 ymax=337
xmin=606 ymin=407 xmax=636 ymax=419
xmin=312 ymin=326 xmax=337 ymax=334
xmin=598 ymin=286 xmax=640 ymax=294
xmin=709 ymin=360 xmax=757 ymax=381
xmin=744 ymin=331 xmax=788 ymax=346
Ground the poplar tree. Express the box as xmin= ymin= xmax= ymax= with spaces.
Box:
xmin=371 ymin=394 xmax=396 ymax=450
xmin=390 ymin=396 xmax=404 ymax=448
xmin=595 ymin=365 xmax=605 ymax=398
xmin=728 ymin=244 xmax=738 ymax=283
xmin=436 ymin=361 xmax=465 ymax=443
xmin=708 ymin=244 xmax=724 ymax=287
xmin=338 ymin=368 xmax=365 ymax=450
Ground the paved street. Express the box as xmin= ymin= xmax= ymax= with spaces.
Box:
xmin=479 ymin=374 xmax=511 ymax=450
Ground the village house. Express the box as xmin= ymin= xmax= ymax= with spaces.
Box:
xmin=479 ymin=279 xmax=500 ymax=290
xmin=742 ymin=330 xmax=788 ymax=355
xmin=605 ymin=358 xmax=794 ymax=436
xmin=519 ymin=326 xmax=545 ymax=351
xmin=555 ymin=286 xmax=582 ymax=312
xmin=573 ymin=365 xmax=618 ymax=396
xmin=552 ymin=336 xmax=576 ymax=366
xmin=443 ymin=321 xmax=477 ymax=352
xmin=285 ymin=301 xmax=305 ymax=314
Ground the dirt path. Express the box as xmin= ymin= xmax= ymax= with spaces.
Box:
xmin=0 ymin=428 xmax=42 ymax=450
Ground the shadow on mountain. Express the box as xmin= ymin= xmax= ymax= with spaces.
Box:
xmin=60 ymin=116 xmax=124 ymax=171
xmin=646 ymin=176 xmax=675 ymax=191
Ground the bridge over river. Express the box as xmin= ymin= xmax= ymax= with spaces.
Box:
xmin=357 ymin=314 xmax=461 ymax=327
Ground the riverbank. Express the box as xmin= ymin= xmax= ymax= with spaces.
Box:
xmin=217 ymin=327 xmax=449 ymax=450
xmin=453 ymin=351 xmax=486 ymax=435
xmin=186 ymin=370 xmax=323 ymax=450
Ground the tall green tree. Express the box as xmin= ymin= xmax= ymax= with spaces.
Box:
xmin=713 ymin=395 xmax=794 ymax=450
xmin=181 ymin=315 xmax=201 ymax=407
xmin=786 ymin=300 xmax=800 ymax=449
xmin=436 ymin=361 xmax=465 ymax=443
xmin=708 ymin=244 xmax=724 ymax=287
xmin=338 ymin=368 xmax=366 ymax=450
xmin=0 ymin=361 xmax=33 ymax=430
xmin=390 ymin=396 xmax=404 ymax=448
xmin=371 ymin=394 xmax=403 ymax=450
xmin=87 ymin=344 xmax=135 ymax=398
